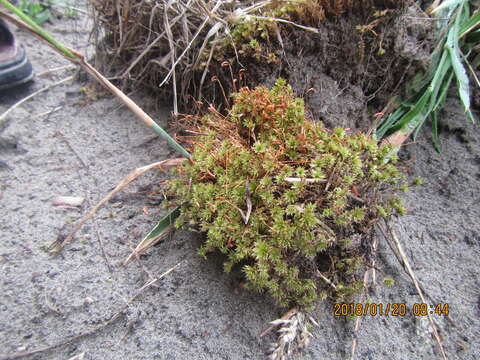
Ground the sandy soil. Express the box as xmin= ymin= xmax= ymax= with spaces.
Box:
xmin=1 ymin=8 xmax=479 ymax=360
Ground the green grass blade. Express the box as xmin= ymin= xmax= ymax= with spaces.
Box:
xmin=427 ymin=50 xmax=452 ymax=112
xmin=376 ymin=0 xmax=476 ymax=148
xmin=459 ymin=10 xmax=480 ymax=38
xmin=431 ymin=111 xmax=441 ymax=153
xmin=431 ymin=0 xmax=466 ymax=14
xmin=143 ymin=207 xmax=181 ymax=242
xmin=466 ymin=28 xmax=480 ymax=42
xmin=433 ymin=70 xmax=454 ymax=113
xmin=123 ymin=207 xmax=181 ymax=265
xmin=446 ymin=9 xmax=471 ymax=114
xmin=472 ymin=52 xmax=480 ymax=67
xmin=386 ymin=91 xmax=430 ymax=135
xmin=150 ymin=123 xmax=191 ymax=158
xmin=466 ymin=109 xmax=475 ymax=123
xmin=376 ymin=107 xmax=408 ymax=138
xmin=412 ymin=117 xmax=425 ymax=140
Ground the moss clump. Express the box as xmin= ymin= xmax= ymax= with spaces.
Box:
xmin=169 ymin=79 xmax=406 ymax=308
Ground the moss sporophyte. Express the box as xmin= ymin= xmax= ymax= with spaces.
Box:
xmin=168 ymin=79 xmax=408 ymax=308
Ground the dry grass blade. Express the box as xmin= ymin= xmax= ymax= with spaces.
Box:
xmin=378 ymin=221 xmax=447 ymax=360
xmin=37 ymin=64 xmax=76 ymax=77
xmin=79 ymin=61 xmax=191 ymax=158
xmin=66 ymin=353 xmax=85 ymax=360
xmin=267 ymin=310 xmax=317 ymax=359
xmin=244 ymin=180 xmax=252 ymax=224
xmin=51 ymin=158 xmax=187 ymax=252
xmin=242 ymin=14 xmax=319 ymax=33
xmin=316 ymin=271 xmax=337 ymax=290
xmin=0 ymin=262 xmax=181 ymax=360
xmin=31 ymin=106 xmax=63 ymax=120
xmin=158 ymin=0 xmax=224 ymax=89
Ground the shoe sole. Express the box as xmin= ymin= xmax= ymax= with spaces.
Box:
xmin=0 ymin=46 xmax=34 ymax=91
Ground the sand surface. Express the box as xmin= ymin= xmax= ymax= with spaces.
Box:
xmin=1 ymin=8 xmax=479 ymax=360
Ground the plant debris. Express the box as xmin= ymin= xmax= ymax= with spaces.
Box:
xmin=92 ymin=0 xmax=432 ymax=129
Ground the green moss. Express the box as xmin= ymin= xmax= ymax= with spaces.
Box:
xmin=169 ymin=80 xmax=406 ymax=308
xmin=383 ymin=277 xmax=395 ymax=287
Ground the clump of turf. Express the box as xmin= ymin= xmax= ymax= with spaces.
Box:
xmin=169 ymin=79 xmax=407 ymax=308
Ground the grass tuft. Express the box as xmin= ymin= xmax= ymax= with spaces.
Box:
xmin=376 ymin=0 xmax=479 ymax=151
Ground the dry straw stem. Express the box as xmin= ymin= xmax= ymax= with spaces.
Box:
xmin=378 ymin=221 xmax=447 ymax=360
xmin=51 ymin=158 xmax=187 ymax=252
xmin=0 ymin=6 xmax=190 ymax=159
xmin=0 ymin=262 xmax=182 ymax=360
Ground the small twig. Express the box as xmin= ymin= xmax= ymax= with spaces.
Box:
xmin=37 ymin=64 xmax=76 ymax=77
xmin=376 ymin=224 xmax=431 ymax=300
xmin=379 ymin=221 xmax=447 ymax=360
xmin=316 ymin=271 xmax=337 ymax=290
xmin=260 ymin=307 xmax=298 ymax=338
xmin=0 ymin=76 xmax=74 ymax=125
xmin=56 ymin=131 xmax=89 ymax=169
xmin=350 ymin=270 xmax=371 ymax=360
xmin=244 ymin=180 xmax=252 ymax=224
xmin=465 ymin=59 xmax=480 ymax=89
xmin=285 ymin=177 xmax=327 ymax=184
xmin=0 ymin=263 xmax=182 ymax=360
xmin=31 ymin=106 xmax=63 ymax=120
xmin=371 ymin=236 xmax=378 ymax=285
xmin=347 ymin=193 xmax=365 ymax=204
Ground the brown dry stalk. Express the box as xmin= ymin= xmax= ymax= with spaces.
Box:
xmin=51 ymin=158 xmax=187 ymax=252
